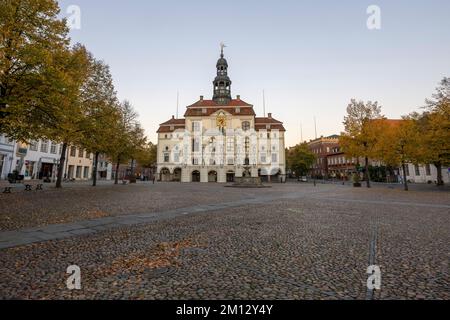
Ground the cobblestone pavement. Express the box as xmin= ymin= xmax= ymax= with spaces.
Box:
xmin=0 ymin=183 xmax=449 ymax=300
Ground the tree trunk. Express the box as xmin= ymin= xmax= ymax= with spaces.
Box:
xmin=365 ymin=156 xmax=371 ymax=188
xmin=92 ymin=152 xmax=99 ymax=187
xmin=114 ymin=156 xmax=121 ymax=185
xmin=435 ymin=161 xmax=444 ymax=186
xmin=130 ymin=159 xmax=136 ymax=183
xmin=402 ymin=161 xmax=409 ymax=191
xmin=56 ymin=143 xmax=68 ymax=189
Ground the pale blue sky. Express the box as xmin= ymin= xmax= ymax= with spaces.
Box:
xmin=58 ymin=0 xmax=450 ymax=147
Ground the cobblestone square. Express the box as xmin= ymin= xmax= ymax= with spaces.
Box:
xmin=0 ymin=182 xmax=449 ymax=300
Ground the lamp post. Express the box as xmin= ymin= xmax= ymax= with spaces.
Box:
xmin=53 ymin=158 xmax=60 ymax=183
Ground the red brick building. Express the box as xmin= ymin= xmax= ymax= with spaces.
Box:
xmin=326 ymin=146 xmax=358 ymax=179
xmin=307 ymin=135 xmax=340 ymax=178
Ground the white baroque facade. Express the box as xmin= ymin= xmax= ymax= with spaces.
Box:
xmin=157 ymin=50 xmax=286 ymax=183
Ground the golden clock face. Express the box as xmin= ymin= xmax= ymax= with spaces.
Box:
xmin=217 ymin=113 xmax=226 ymax=127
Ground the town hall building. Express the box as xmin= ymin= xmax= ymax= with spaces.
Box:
xmin=157 ymin=48 xmax=286 ymax=183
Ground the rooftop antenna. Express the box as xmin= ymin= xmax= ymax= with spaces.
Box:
xmin=314 ymin=116 xmax=318 ymax=139
xmin=263 ymin=90 xmax=266 ymax=117
xmin=176 ymin=91 xmax=179 ymax=119
xmin=300 ymin=122 xmax=303 ymax=143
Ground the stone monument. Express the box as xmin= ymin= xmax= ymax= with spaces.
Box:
xmin=227 ymin=165 xmax=270 ymax=188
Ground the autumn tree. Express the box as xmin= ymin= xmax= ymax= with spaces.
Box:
xmin=109 ymin=101 xmax=147 ymax=184
xmin=78 ymin=54 xmax=120 ymax=187
xmin=0 ymin=0 xmax=69 ymax=140
xmin=374 ymin=118 xmax=420 ymax=191
xmin=42 ymin=44 xmax=91 ymax=188
xmin=419 ymin=78 xmax=450 ymax=186
xmin=286 ymin=143 xmax=316 ymax=179
xmin=135 ymin=142 xmax=157 ymax=170
xmin=340 ymin=99 xmax=384 ymax=188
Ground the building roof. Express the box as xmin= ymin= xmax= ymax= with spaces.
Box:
xmin=159 ymin=117 xmax=186 ymax=126
xmin=184 ymin=106 xmax=256 ymax=117
xmin=308 ymin=135 xmax=340 ymax=145
xmin=254 ymin=114 xmax=286 ymax=131
xmin=187 ymin=98 xmax=252 ymax=108
xmin=255 ymin=116 xmax=283 ymax=125
xmin=157 ymin=117 xmax=186 ymax=133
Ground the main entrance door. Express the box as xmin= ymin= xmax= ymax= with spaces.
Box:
xmin=39 ymin=163 xmax=53 ymax=179
xmin=226 ymin=171 xmax=235 ymax=183
xmin=192 ymin=170 xmax=201 ymax=182
xmin=208 ymin=171 xmax=218 ymax=183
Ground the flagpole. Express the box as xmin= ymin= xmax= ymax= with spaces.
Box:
xmin=176 ymin=91 xmax=179 ymax=119
xmin=263 ymin=90 xmax=266 ymax=117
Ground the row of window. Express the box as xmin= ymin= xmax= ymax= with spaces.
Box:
xmin=0 ymin=135 xmax=14 ymax=145
xmin=162 ymin=131 xmax=279 ymax=140
xmin=29 ymin=140 xmax=62 ymax=155
xmin=312 ymin=146 xmax=333 ymax=154
xmin=29 ymin=141 xmax=92 ymax=159
xmin=67 ymin=165 xmax=91 ymax=179
xmin=328 ymin=157 xmax=356 ymax=166
xmin=163 ymin=153 xmax=279 ymax=165
xmin=69 ymin=146 xmax=91 ymax=159
xmin=404 ymin=164 xmax=432 ymax=177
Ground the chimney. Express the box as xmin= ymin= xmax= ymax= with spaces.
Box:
xmin=268 ymin=113 xmax=272 ymax=118
xmin=237 ymin=95 xmax=241 ymax=100
xmin=172 ymin=115 xmax=175 ymax=119
xmin=200 ymin=95 xmax=204 ymax=101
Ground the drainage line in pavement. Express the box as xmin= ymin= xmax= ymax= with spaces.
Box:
xmin=366 ymin=223 xmax=378 ymax=300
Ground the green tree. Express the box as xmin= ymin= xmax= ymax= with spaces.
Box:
xmin=286 ymin=143 xmax=316 ymax=179
xmin=340 ymin=99 xmax=384 ymax=188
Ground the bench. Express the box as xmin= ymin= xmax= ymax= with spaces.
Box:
xmin=1 ymin=181 xmax=44 ymax=193
xmin=25 ymin=183 xmax=44 ymax=191
xmin=2 ymin=186 xmax=14 ymax=194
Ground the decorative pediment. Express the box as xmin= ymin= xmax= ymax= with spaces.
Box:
xmin=211 ymin=109 xmax=232 ymax=117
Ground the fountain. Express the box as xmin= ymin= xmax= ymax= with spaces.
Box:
xmin=226 ymin=165 xmax=270 ymax=188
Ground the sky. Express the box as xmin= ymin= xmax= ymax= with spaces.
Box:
xmin=58 ymin=0 xmax=450 ymax=147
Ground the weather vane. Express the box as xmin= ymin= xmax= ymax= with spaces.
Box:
xmin=220 ymin=42 xmax=227 ymax=56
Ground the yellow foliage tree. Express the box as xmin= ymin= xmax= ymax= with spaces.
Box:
xmin=340 ymin=99 xmax=384 ymax=188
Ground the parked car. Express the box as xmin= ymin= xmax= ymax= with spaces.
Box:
xmin=299 ymin=176 xmax=308 ymax=182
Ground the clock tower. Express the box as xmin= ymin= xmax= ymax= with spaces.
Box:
xmin=213 ymin=44 xmax=232 ymax=105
